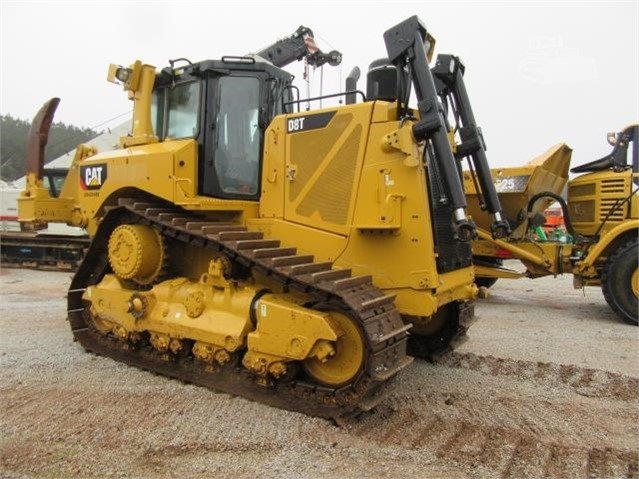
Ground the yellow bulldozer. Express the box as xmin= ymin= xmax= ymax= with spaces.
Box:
xmin=466 ymin=125 xmax=638 ymax=325
xmin=18 ymin=16 xmax=510 ymax=419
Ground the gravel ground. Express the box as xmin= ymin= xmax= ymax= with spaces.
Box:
xmin=1 ymin=266 xmax=637 ymax=479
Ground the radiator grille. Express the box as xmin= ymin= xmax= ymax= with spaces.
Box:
xmin=568 ymin=200 xmax=595 ymax=223
xmin=599 ymin=179 xmax=628 ymax=222
xmin=296 ymin=125 xmax=361 ymax=225
xmin=568 ymin=183 xmax=595 ymax=198
xmin=289 ymin=114 xmax=353 ymax=203
xmin=600 ymin=178 xmax=626 ymax=194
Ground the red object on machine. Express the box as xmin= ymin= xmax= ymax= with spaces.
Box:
xmin=543 ymin=206 xmax=565 ymax=234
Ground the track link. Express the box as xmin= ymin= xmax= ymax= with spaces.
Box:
xmin=67 ymin=198 xmax=413 ymax=420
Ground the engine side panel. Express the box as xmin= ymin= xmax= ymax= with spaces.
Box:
xmin=568 ymin=170 xmax=638 ymax=237
xmin=260 ymin=101 xmax=476 ymax=318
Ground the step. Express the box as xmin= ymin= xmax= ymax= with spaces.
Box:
xmin=251 ymin=247 xmax=298 ymax=259
xmin=201 ymin=224 xmax=247 ymax=235
xmin=117 ymin=198 xmax=136 ymax=207
xmin=185 ymin=221 xmax=232 ymax=231
xmin=285 ymin=262 xmax=332 ymax=276
xmin=306 ymin=268 xmax=352 ymax=285
xmin=170 ymin=217 xmax=192 ymax=227
xmin=270 ymin=255 xmax=314 ymax=268
xmin=140 ymin=203 xmax=178 ymax=217
xmin=234 ymin=239 xmax=281 ymax=250
xmin=218 ymin=231 xmax=264 ymax=242
xmin=324 ymin=275 xmax=373 ymax=292
xmin=131 ymin=202 xmax=159 ymax=212
xmin=358 ymin=294 xmax=397 ymax=312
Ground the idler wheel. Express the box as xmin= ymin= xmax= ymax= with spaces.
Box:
xmin=303 ymin=311 xmax=365 ymax=387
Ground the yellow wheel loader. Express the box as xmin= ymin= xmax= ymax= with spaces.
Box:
xmin=18 ymin=16 xmax=508 ymax=419
xmin=466 ymin=125 xmax=638 ymax=325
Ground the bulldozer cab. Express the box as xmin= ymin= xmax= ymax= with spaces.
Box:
xmin=150 ymin=59 xmax=293 ymax=200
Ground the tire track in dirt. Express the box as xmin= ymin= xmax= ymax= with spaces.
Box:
xmin=336 ymin=351 xmax=639 ymax=479
xmin=2 ymin=359 xmax=638 ymax=479
xmin=347 ymin=408 xmax=637 ymax=479
xmin=588 ymin=448 xmax=639 ymax=479
xmin=438 ymin=352 xmax=639 ymax=401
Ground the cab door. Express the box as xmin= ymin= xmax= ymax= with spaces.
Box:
xmin=201 ymin=75 xmax=263 ymax=199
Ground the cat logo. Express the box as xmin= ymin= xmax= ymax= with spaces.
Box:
xmin=80 ymin=164 xmax=108 ymax=190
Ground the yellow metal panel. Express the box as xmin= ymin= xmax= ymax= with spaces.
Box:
xmin=258 ymin=101 xmax=477 ymax=318
xmin=568 ymin=170 xmax=635 ymax=236
xmin=247 ymin=294 xmax=338 ymax=360
xmin=23 ymin=138 xmax=260 ymax=235
xmin=17 ymin=192 xmax=75 ymax=224
xmin=339 ymin=118 xmax=438 ymax=287
xmin=385 ymin=274 xmax=476 ymax=317
xmin=295 ymin=125 xmax=361 ymax=225
xmin=371 ymin=101 xmax=399 ymax=123
xmin=284 ymin=104 xmax=373 ymax=236
xmin=260 ymin=117 xmax=287 ymax=219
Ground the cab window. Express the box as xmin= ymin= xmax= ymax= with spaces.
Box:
xmin=214 ymin=76 xmax=261 ymax=195
xmin=152 ymin=81 xmax=201 ymax=140
xmin=166 ymin=81 xmax=200 ymax=138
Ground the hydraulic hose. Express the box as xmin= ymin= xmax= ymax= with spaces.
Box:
xmin=526 ymin=191 xmax=581 ymax=241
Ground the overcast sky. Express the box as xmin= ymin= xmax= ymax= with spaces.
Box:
xmin=1 ymin=1 xmax=637 ymax=168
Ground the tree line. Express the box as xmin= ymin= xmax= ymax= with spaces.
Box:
xmin=1 ymin=114 xmax=98 ymax=182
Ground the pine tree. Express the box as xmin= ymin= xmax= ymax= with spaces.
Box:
xmin=0 ymin=115 xmax=98 ymax=181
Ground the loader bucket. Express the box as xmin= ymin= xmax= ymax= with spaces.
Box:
xmin=464 ymin=143 xmax=572 ymax=239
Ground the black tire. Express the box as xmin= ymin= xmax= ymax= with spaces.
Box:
xmin=407 ymin=301 xmax=474 ymax=361
xmin=474 ymin=256 xmax=503 ymax=289
xmin=475 ymin=276 xmax=499 ymax=289
xmin=601 ymin=237 xmax=639 ymax=325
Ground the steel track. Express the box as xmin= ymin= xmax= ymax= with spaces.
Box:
xmin=67 ymin=198 xmax=414 ymax=420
